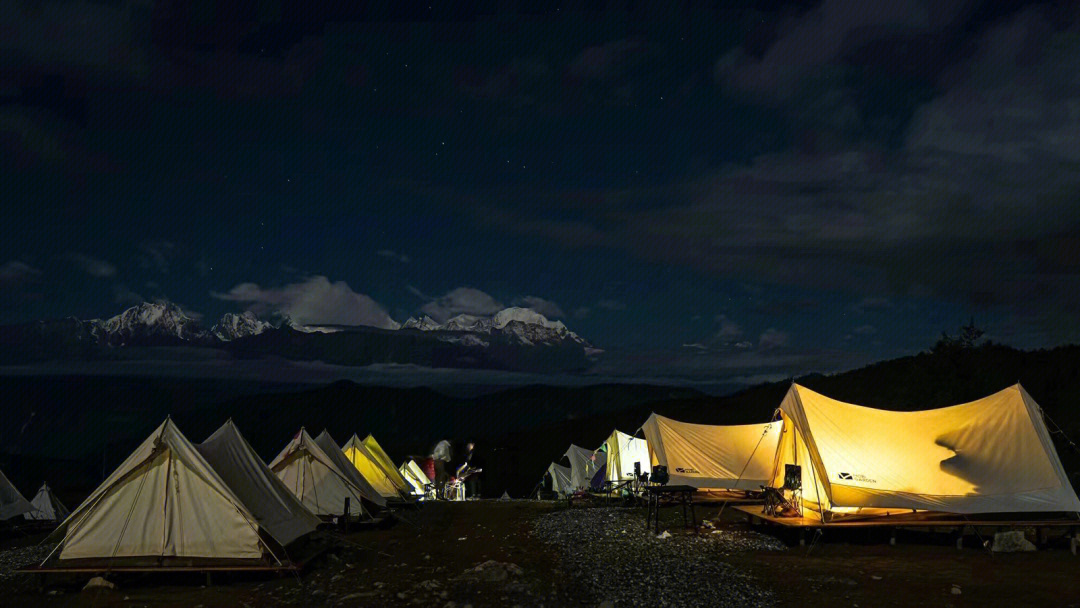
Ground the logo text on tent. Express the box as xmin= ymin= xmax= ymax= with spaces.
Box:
xmin=674 ymin=467 xmax=700 ymax=474
xmin=837 ymin=472 xmax=876 ymax=483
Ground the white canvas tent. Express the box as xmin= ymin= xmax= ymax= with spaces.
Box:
xmin=197 ymin=421 xmax=322 ymax=547
xmin=23 ymin=483 xmax=69 ymax=522
xmin=45 ymin=419 xmax=280 ymax=564
xmin=0 ymin=469 xmax=33 ymax=521
xmin=399 ymin=460 xmax=431 ymax=496
xmin=268 ymin=428 xmax=384 ymax=518
xmin=598 ymin=430 xmax=651 ymax=483
xmin=772 ymin=383 xmax=1080 ymax=521
xmin=562 ymin=445 xmax=602 ymax=491
xmin=642 ymin=414 xmax=783 ymax=490
xmin=546 ymin=463 xmax=573 ymax=497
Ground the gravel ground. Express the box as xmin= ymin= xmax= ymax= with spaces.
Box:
xmin=531 ymin=507 xmax=784 ymax=607
xmin=0 ymin=544 xmax=54 ymax=581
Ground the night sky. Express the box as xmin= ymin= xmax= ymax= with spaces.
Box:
xmin=3 ymin=1 xmax=1080 ymax=381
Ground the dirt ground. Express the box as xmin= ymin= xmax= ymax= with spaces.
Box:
xmin=2 ymin=500 xmax=1079 ymax=607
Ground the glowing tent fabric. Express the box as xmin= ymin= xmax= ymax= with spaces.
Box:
xmin=563 ymin=445 xmax=603 ymax=491
xmin=196 ymin=421 xmax=322 ymax=547
xmin=598 ymin=430 xmax=651 ymax=483
xmin=23 ymin=483 xmax=69 ymax=522
xmin=47 ymin=419 xmax=269 ymax=562
xmin=774 ymin=383 xmax=1080 ymax=520
xmin=0 ymin=469 xmax=33 ymax=521
xmin=342 ymin=435 xmax=402 ymax=499
xmin=546 ymin=463 xmax=573 ymax=497
xmin=362 ymin=435 xmax=413 ymax=495
xmin=642 ymin=414 xmax=783 ymax=490
xmin=268 ymin=428 xmax=384 ymax=517
xmin=399 ymin=460 xmax=431 ymax=496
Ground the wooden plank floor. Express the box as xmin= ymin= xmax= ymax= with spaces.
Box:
xmin=732 ymin=504 xmax=1080 ymax=528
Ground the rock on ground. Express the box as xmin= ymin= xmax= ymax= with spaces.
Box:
xmin=531 ymin=507 xmax=782 ymax=607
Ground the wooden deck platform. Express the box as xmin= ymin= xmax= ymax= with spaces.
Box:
xmin=732 ymin=504 xmax=1080 ymax=529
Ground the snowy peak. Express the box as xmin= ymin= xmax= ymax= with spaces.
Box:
xmin=401 ymin=315 xmax=441 ymax=331
xmin=212 ymin=311 xmax=272 ymax=341
xmin=92 ymin=302 xmax=207 ymax=345
xmin=398 ymin=307 xmax=588 ymax=347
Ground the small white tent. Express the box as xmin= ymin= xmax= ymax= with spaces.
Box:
xmin=23 ymin=483 xmax=69 ymax=522
xmin=0 ymin=469 xmax=33 ymax=521
xmin=642 ymin=414 xmax=783 ymax=490
xmin=598 ymin=430 xmax=651 ymax=483
xmin=197 ymin=421 xmax=322 ymax=547
xmin=46 ymin=419 xmax=278 ymax=564
xmin=773 ymin=383 xmax=1080 ymax=521
xmin=563 ymin=445 xmax=603 ymax=491
xmin=546 ymin=463 xmax=573 ymax=497
xmin=268 ymin=428 xmax=384 ymax=518
xmin=399 ymin=460 xmax=431 ymax=496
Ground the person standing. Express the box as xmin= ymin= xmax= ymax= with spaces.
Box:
xmin=456 ymin=441 xmax=481 ymax=499
xmin=431 ymin=439 xmax=453 ymax=499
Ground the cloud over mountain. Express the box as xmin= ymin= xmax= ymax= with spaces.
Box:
xmin=213 ymin=275 xmax=399 ymax=329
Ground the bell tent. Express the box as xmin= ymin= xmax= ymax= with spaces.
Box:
xmin=23 ymin=483 xmax=69 ymax=522
xmin=362 ymin=434 xmax=413 ymax=495
xmin=196 ymin=420 xmax=322 ymax=547
xmin=0 ymin=469 xmax=33 ymax=521
xmin=563 ymin=445 xmax=603 ymax=491
xmin=641 ymin=414 xmax=783 ymax=491
xmin=546 ymin=463 xmax=573 ymax=497
xmin=342 ymin=434 xmax=404 ymax=500
xmin=44 ymin=419 xmax=289 ymax=565
xmin=598 ymin=430 xmax=651 ymax=483
xmin=399 ymin=460 xmax=431 ymax=496
xmin=770 ymin=383 xmax=1080 ymax=521
xmin=268 ymin=428 xmax=384 ymax=518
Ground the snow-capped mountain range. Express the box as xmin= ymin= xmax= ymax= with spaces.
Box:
xmin=1 ymin=301 xmax=598 ymax=372
xmin=401 ymin=307 xmax=589 ymax=347
xmin=81 ymin=301 xmax=590 ymax=348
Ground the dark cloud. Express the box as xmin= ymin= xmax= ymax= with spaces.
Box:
xmin=66 ymin=253 xmax=116 ymax=278
xmin=0 ymin=261 xmax=39 ymax=285
xmin=419 ymin=287 xmax=504 ymax=323
xmin=513 ymin=296 xmax=564 ymax=319
xmin=376 ymin=249 xmax=410 ymax=264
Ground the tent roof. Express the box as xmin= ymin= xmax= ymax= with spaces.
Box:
xmin=197 ymin=421 xmax=322 ymax=546
xmin=779 ymin=383 xmax=1080 ymax=516
xmin=0 ymin=469 xmax=33 ymax=521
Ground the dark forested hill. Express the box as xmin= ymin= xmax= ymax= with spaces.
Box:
xmin=3 ymin=342 xmax=1080 ymax=503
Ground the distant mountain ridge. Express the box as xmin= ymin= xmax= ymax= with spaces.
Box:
xmin=0 ymin=301 xmax=598 ymax=373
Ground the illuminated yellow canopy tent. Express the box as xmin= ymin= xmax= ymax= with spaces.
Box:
xmin=399 ymin=460 xmax=431 ymax=496
xmin=342 ymin=435 xmax=402 ymax=499
xmin=598 ymin=430 xmax=651 ymax=482
xmin=361 ymin=434 xmax=413 ymax=495
xmin=641 ymin=414 xmax=783 ymax=490
xmin=773 ymin=383 xmax=1080 ymax=521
